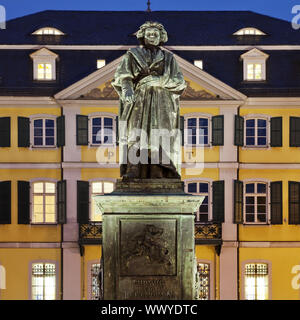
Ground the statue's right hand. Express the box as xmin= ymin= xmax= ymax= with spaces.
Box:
xmin=124 ymin=89 xmax=135 ymax=104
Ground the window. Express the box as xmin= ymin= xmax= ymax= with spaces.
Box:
xmin=0 ymin=265 xmax=6 ymax=290
xmin=33 ymin=118 xmax=56 ymax=147
xmin=32 ymin=181 xmax=56 ymax=224
xmin=234 ymin=27 xmax=266 ymax=35
xmin=91 ymin=263 xmax=101 ymax=300
xmin=186 ymin=117 xmax=209 ymax=146
xmin=32 ymin=263 xmax=56 ymax=300
xmin=244 ymin=182 xmax=268 ymax=224
xmin=90 ymin=181 xmax=115 ymax=222
xmin=32 ymin=27 xmax=64 ymax=35
xmin=90 ymin=116 xmax=114 ymax=145
xmin=30 ymin=48 xmax=58 ymax=81
xmin=197 ymin=262 xmax=210 ymax=300
xmin=244 ymin=263 xmax=269 ymax=300
xmin=186 ymin=181 xmax=210 ymax=222
xmin=245 ymin=118 xmax=267 ymax=147
xmin=240 ymin=48 xmax=268 ymax=81
xmin=97 ymin=59 xmax=106 ymax=69
xmin=194 ymin=60 xmax=203 ymax=69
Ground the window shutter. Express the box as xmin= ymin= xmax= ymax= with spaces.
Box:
xmin=212 ymin=115 xmax=224 ymax=146
xmin=288 ymin=181 xmax=300 ymax=224
xmin=77 ymin=181 xmax=89 ymax=223
xmin=76 ymin=115 xmax=88 ymax=146
xmin=57 ymin=180 xmax=66 ymax=224
xmin=18 ymin=181 xmax=30 ymax=224
xmin=270 ymin=117 xmax=282 ymax=147
xmin=270 ymin=181 xmax=282 ymax=224
xmin=0 ymin=117 xmax=11 ymax=147
xmin=0 ymin=181 xmax=11 ymax=224
xmin=115 ymin=116 xmax=119 ymax=146
xmin=18 ymin=117 xmax=30 ymax=147
xmin=180 ymin=116 xmax=185 ymax=146
xmin=234 ymin=180 xmax=243 ymax=224
xmin=234 ymin=115 xmax=244 ymax=146
xmin=56 ymin=115 xmax=65 ymax=147
xmin=290 ymin=117 xmax=300 ymax=147
xmin=212 ymin=180 xmax=225 ymax=222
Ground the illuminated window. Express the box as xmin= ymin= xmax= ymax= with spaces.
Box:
xmin=244 ymin=182 xmax=268 ymax=224
xmin=186 ymin=117 xmax=210 ymax=146
xmin=234 ymin=28 xmax=265 ymax=35
xmin=32 ymin=27 xmax=64 ymax=35
xmin=245 ymin=118 xmax=267 ymax=147
xmin=32 ymin=263 xmax=56 ymax=300
xmin=91 ymin=263 xmax=101 ymax=300
xmin=90 ymin=181 xmax=115 ymax=222
xmin=30 ymin=48 xmax=58 ymax=81
xmin=197 ymin=262 xmax=210 ymax=300
xmin=245 ymin=263 xmax=269 ymax=300
xmin=32 ymin=118 xmax=56 ymax=147
xmin=90 ymin=116 xmax=114 ymax=145
xmin=186 ymin=181 xmax=210 ymax=222
xmin=32 ymin=182 xmax=56 ymax=224
xmin=194 ymin=60 xmax=203 ymax=69
xmin=37 ymin=63 xmax=52 ymax=80
xmin=97 ymin=59 xmax=106 ymax=69
xmin=240 ymin=48 xmax=268 ymax=81
xmin=246 ymin=63 xmax=262 ymax=80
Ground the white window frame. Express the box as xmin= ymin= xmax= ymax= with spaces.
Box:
xmin=184 ymin=113 xmax=212 ymax=147
xmin=243 ymin=180 xmax=270 ymax=225
xmin=30 ymin=48 xmax=58 ymax=81
xmin=88 ymin=113 xmax=117 ymax=147
xmin=0 ymin=264 xmax=6 ymax=291
xmin=29 ymin=260 xmax=59 ymax=300
xmin=89 ymin=179 xmax=116 ymax=222
xmin=243 ymin=115 xmax=270 ymax=148
xmin=32 ymin=27 xmax=65 ymax=35
xmin=233 ymin=27 xmax=266 ymax=36
xmin=30 ymin=179 xmax=58 ymax=225
xmin=241 ymin=260 xmax=272 ymax=300
xmin=185 ymin=179 xmax=212 ymax=223
xmin=240 ymin=48 xmax=269 ymax=82
xmin=197 ymin=260 xmax=214 ymax=300
xmin=30 ymin=115 xmax=57 ymax=148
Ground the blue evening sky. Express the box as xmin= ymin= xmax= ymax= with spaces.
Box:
xmin=0 ymin=0 xmax=299 ymax=22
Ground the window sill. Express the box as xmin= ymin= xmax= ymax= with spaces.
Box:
xmin=184 ymin=144 xmax=212 ymax=148
xmin=30 ymin=223 xmax=58 ymax=226
xmin=243 ymin=223 xmax=269 ymax=226
xmin=30 ymin=145 xmax=58 ymax=150
xmin=88 ymin=144 xmax=116 ymax=148
xmin=242 ymin=145 xmax=270 ymax=150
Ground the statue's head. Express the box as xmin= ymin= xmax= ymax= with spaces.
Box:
xmin=136 ymin=21 xmax=168 ymax=46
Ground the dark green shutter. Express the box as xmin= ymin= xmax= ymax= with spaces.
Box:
xmin=234 ymin=115 xmax=244 ymax=146
xmin=270 ymin=117 xmax=282 ymax=147
xmin=180 ymin=116 xmax=185 ymax=146
xmin=234 ymin=180 xmax=243 ymax=224
xmin=290 ymin=117 xmax=300 ymax=147
xmin=212 ymin=115 xmax=224 ymax=146
xmin=115 ymin=116 xmax=119 ymax=146
xmin=0 ymin=117 xmax=11 ymax=147
xmin=212 ymin=180 xmax=225 ymax=222
xmin=0 ymin=181 xmax=11 ymax=224
xmin=18 ymin=117 xmax=30 ymax=147
xmin=270 ymin=181 xmax=282 ymax=224
xmin=76 ymin=115 xmax=88 ymax=146
xmin=289 ymin=181 xmax=300 ymax=224
xmin=77 ymin=181 xmax=89 ymax=223
xmin=18 ymin=181 xmax=30 ymax=224
xmin=57 ymin=180 xmax=66 ymax=224
xmin=56 ymin=115 xmax=65 ymax=147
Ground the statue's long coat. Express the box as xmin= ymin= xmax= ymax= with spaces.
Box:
xmin=112 ymin=47 xmax=186 ymax=176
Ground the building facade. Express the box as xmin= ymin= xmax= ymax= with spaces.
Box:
xmin=0 ymin=10 xmax=300 ymax=300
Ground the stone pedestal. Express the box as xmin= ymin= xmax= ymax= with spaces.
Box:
xmin=97 ymin=179 xmax=203 ymax=300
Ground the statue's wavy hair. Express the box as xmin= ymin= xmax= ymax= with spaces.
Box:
xmin=136 ymin=21 xmax=168 ymax=45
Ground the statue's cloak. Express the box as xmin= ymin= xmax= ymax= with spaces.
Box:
xmin=112 ymin=47 xmax=186 ymax=176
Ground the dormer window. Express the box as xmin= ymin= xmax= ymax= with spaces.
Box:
xmin=194 ymin=60 xmax=203 ymax=69
xmin=32 ymin=27 xmax=64 ymax=35
xmin=30 ymin=48 xmax=58 ymax=81
xmin=233 ymin=28 xmax=266 ymax=36
xmin=240 ymin=48 xmax=269 ymax=81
